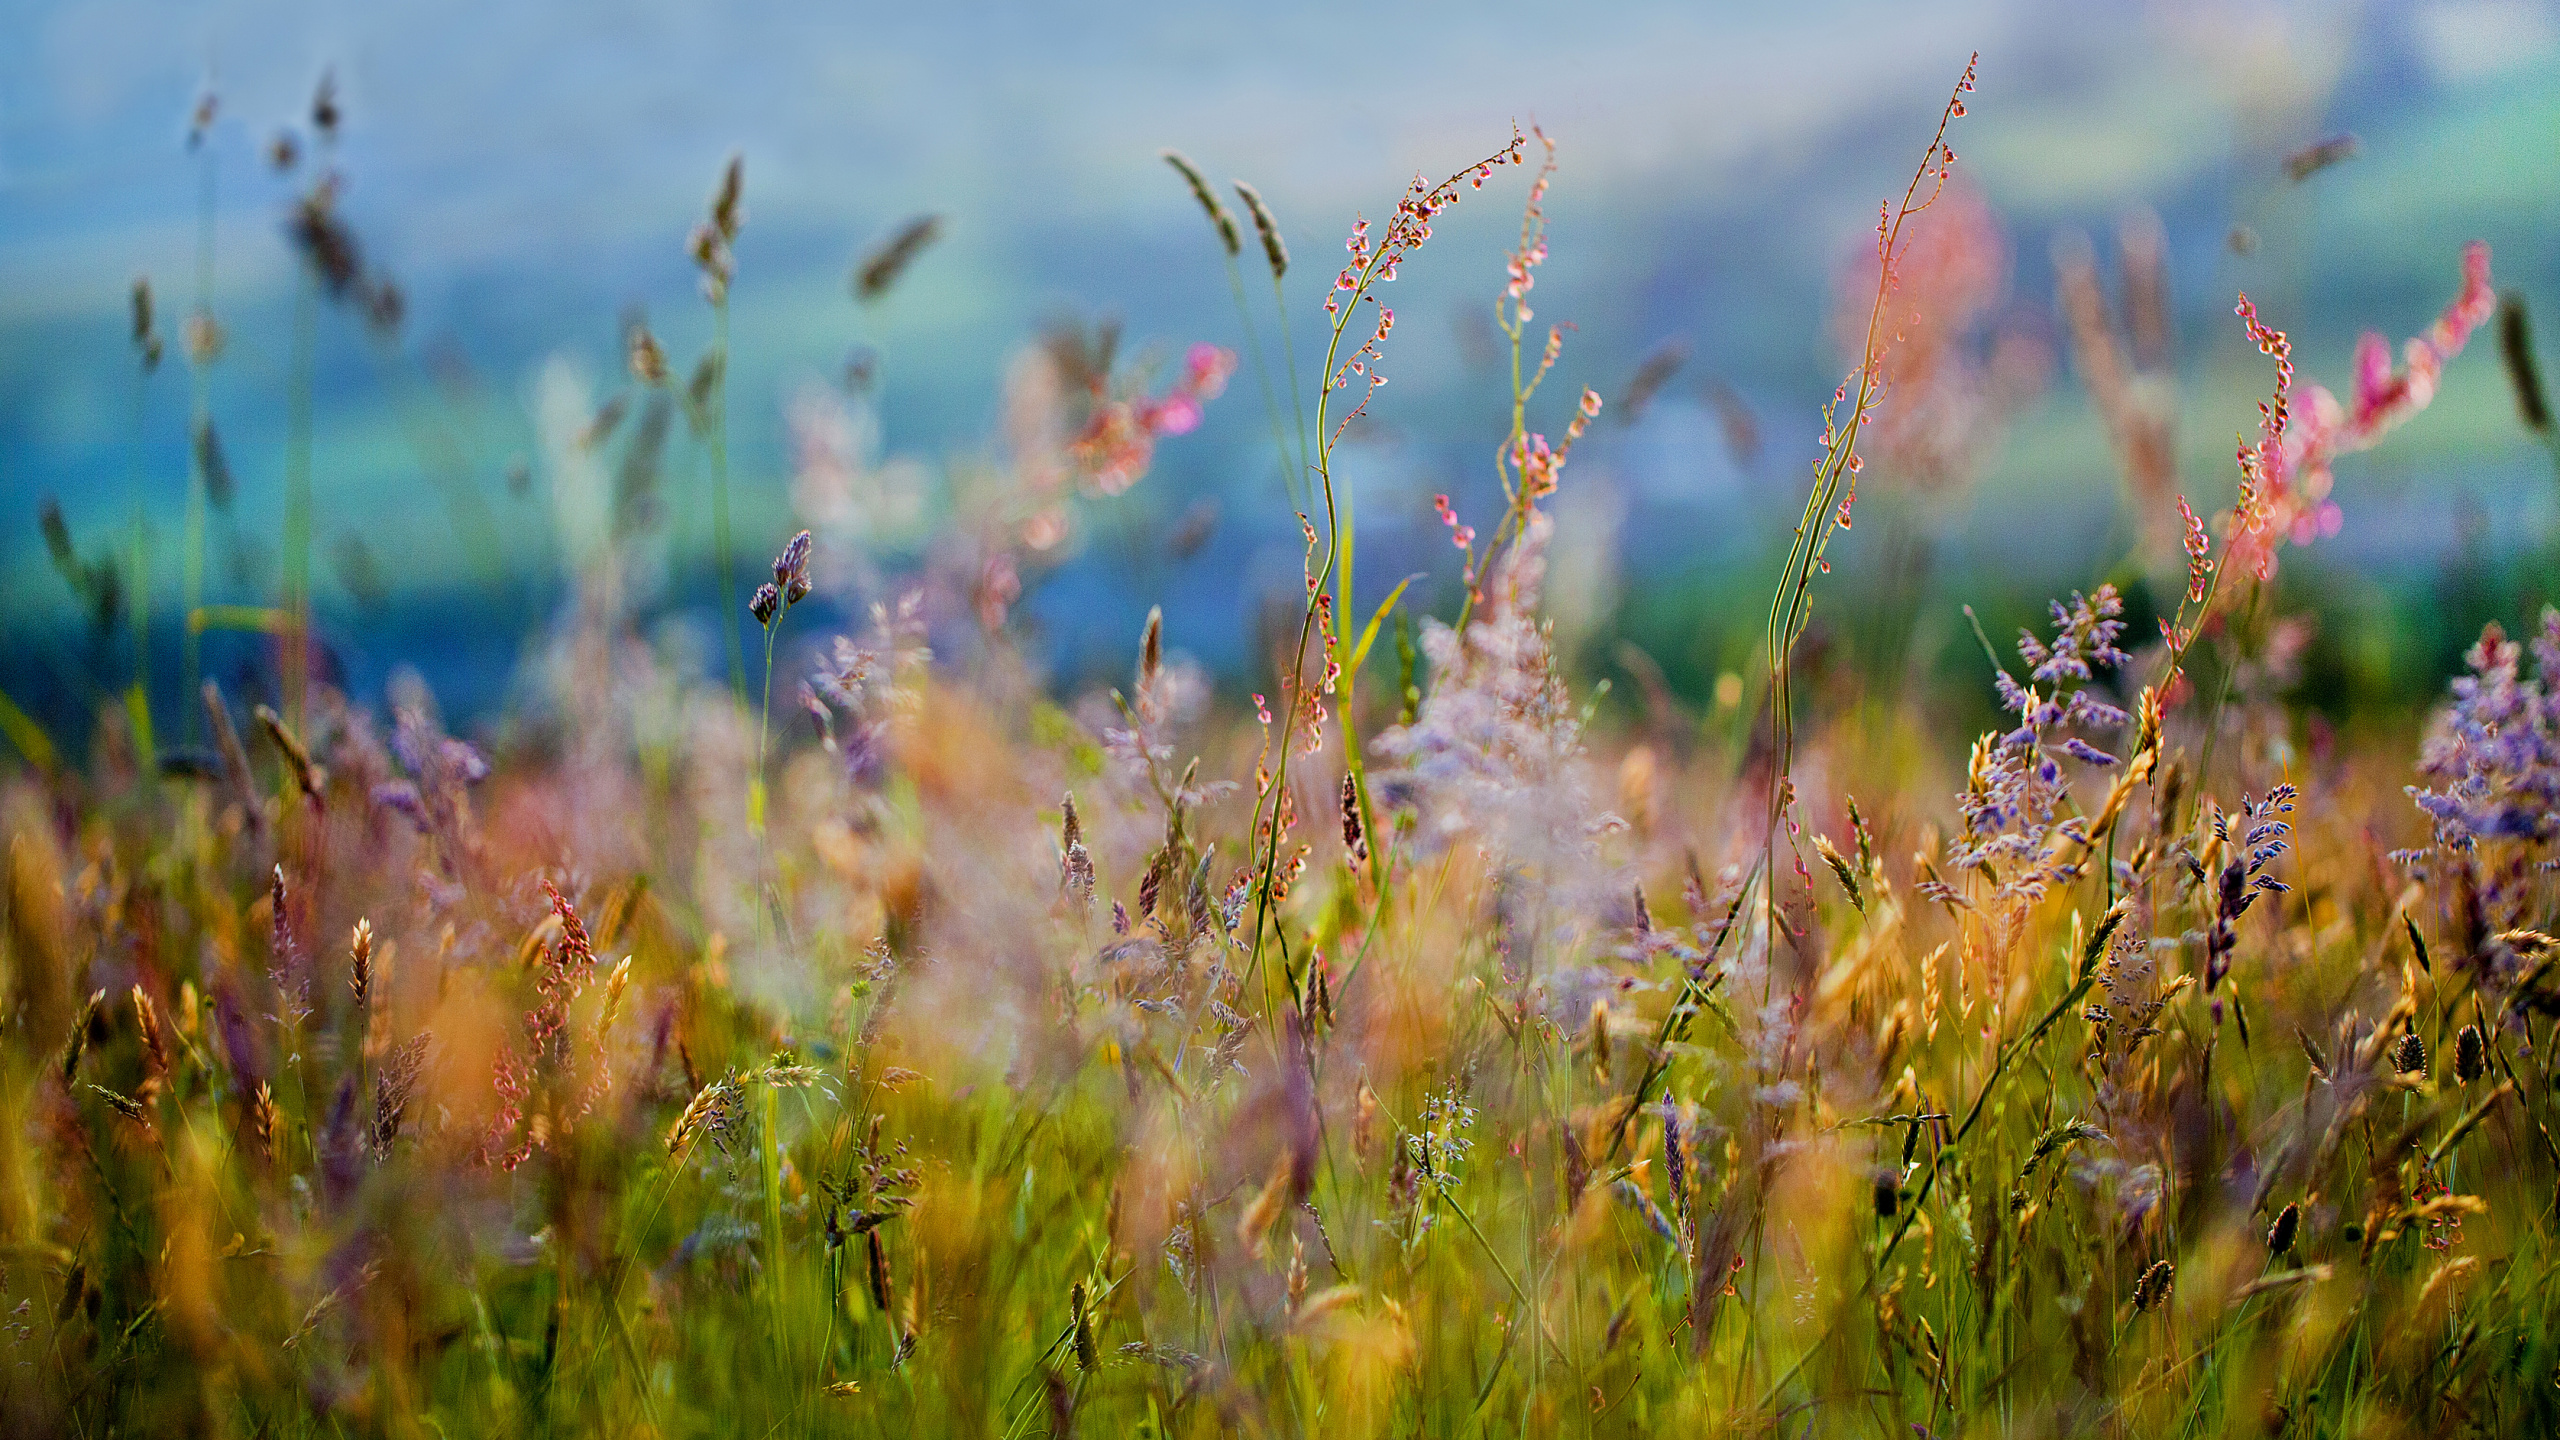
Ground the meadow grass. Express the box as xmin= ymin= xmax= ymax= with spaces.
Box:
xmin=5 ymin=55 xmax=2560 ymax=1440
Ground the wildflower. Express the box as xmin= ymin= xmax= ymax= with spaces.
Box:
xmin=2228 ymin=244 xmax=2496 ymax=577
xmin=1059 ymin=794 xmax=1095 ymax=907
xmin=1370 ymin=515 xmax=1598 ymax=870
xmin=2202 ymin=785 xmax=2296 ymax=994
xmin=1323 ymin=126 xmax=1528 ymax=427
xmin=371 ymin=1033 xmax=431 ymax=1154
xmin=1065 ymin=343 xmax=1235 ymax=494
xmin=1829 ymin=180 xmax=2043 ymax=494
xmin=1936 ymin=588 xmax=2131 ymax=910
xmin=2406 ymin=611 xmax=2560 ymax=850
xmin=753 ymin=530 xmax=813 ymax=627
xmin=667 ymin=1078 xmax=744 ymax=1155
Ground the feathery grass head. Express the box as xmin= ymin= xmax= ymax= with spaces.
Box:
xmin=1233 ymin=179 xmax=1287 ymax=278
xmin=1162 ymin=150 xmax=1238 ymax=256
xmin=855 ymin=215 xmax=944 ymax=302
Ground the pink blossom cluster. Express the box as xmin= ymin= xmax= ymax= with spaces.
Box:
xmin=2228 ymin=242 xmax=2494 ymax=578
xmin=1324 ymin=129 xmax=1530 ymax=435
xmin=1510 ymin=387 xmax=1603 ymax=500
xmin=1068 ymin=342 xmax=1237 ymax=495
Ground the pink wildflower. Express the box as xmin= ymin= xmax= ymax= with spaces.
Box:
xmin=2228 ymin=242 xmax=2493 ymax=576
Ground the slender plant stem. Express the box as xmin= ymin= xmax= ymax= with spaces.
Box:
xmin=710 ymin=301 xmax=745 ymax=707
xmin=283 ymin=270 xmax=318 ymax=724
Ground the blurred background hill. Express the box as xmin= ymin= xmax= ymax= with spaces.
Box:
xmin=3 ymin=0 xmax=2555 ymax=732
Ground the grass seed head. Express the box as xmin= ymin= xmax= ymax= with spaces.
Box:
xmin=1162 ymin=150 xmax=1239 ymax=256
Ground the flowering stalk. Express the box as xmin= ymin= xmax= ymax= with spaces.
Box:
xmin=1165 ymin=153 xmax=1303 ymax=512
xmin=1242 ymin=129 xmax=1529 ymax=996
xmin=1451 ymin=128 xmax=1604 ymax=636
xmin=183 ymin=88 xmax=220 ymax=744
xmin=749 ymin=530 xmax=813 ymax=835
xmin=1763 ymin=54 xmax=1976 ymax=942
xmin=691 ymin=155 xmax=749 ymax=706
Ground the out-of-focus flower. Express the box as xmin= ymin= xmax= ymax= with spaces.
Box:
xmin=1068 ymin=342 xmax=1235 ymax=495
xmin=1929 ymin=587 xmax=2130 ymax=912
xmin=2230 ymin=243 xmax=2495 ymax=577
xmin=2406 ymin=609 xmax=2560 ymax=851
xmin=1832 ymin=181 xmax=2046 ymax=497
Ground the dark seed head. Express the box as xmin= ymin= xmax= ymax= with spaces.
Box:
xmin=2453 ymin=1024 xmax=2486 ymax=1085
xmin=2391 ymin=1031 xmax=2427 ymax=1077
xmin=2134 ymin=1259 xmax=2175 ymax=1312
xmin=2267 ymin=1202 xmax=2299 ymax=1256
xmin=750 ymin=583 xmax=780 ymax=626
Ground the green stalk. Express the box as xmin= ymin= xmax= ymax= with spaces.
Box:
xmin=751 ymin=616 xmax=777 ymax=834
xmin=710 ymin=302 xmax=745 ymax=707
xmin=1273 ymin=272 xmax=1310 ymax=488
xmin=125 ymin=513 xmax=154 ymax=770
xmin=184 ymin=144 xmax=217 ymax=744
xmin=1225 ymin=256 xmax=1303 ymax=514
xmin=283 ymin=269 xmax=318 ymax=724
xmin=763 ymin=1082 xmax=788 ymax=1354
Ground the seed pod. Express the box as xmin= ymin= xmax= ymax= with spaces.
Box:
xmin=1070 ymin=1280 xmax=1098 ymax=1372
xmin=2453 ymin=1024 xmax=2486 ymax=1085
xmin=866 ymin=1228 xmax=891 ymax=1311
xmin=349 ymin=919 xmax=374 ymax=1008
xmin=2267 ymin=1202 xmax=2299 ymax=1256
xmin=1339 ymin=773 xmax=1367 ymax=863
xmin=2134 ymin=1259 xmax=2175 ymax=1312
xmin=2391 ymin=1030 xmax=2428 ymax=1077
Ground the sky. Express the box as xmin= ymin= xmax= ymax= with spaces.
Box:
xmin=3 ymin=0 xmax=2556 ymax=712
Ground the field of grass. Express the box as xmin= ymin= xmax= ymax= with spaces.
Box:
xmin=6 ymin=53 xmax=2560 ymax=1440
